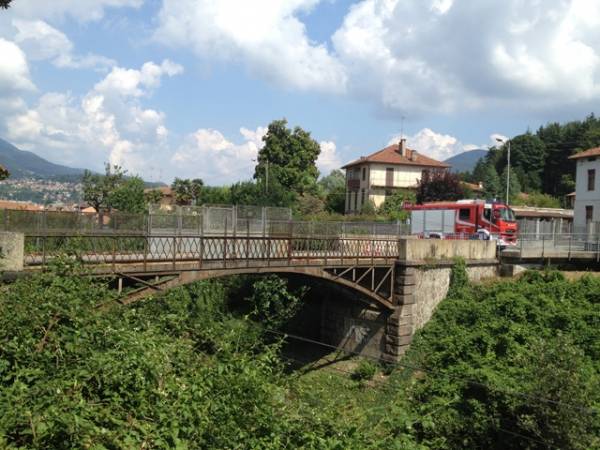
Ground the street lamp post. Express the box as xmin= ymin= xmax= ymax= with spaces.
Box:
xmin=496 ymin=137 xmax=511 ymax=204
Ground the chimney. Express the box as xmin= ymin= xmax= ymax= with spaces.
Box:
xmin=410 ymin=150 xmax=418 ymax=161
xmin=398 ymin=138 xmax=407 ymax=157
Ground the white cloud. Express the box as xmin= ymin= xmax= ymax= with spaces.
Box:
xmin=95 ymin=60 xmax=183 ymax=97
xmin=155 ymin=0 xmax=347 ymax=93
xmin=0 ymin=38 xmax=35 ymax=118
xmin=388 ymin=128 xmax=481 ymax=161
xmin=5 ymin=60 xmax=182 ymax=175
xmin=0 ymin=38 xmax=35 ymax=94
xmin=330 ymin=0 xmax=600 ymax=114
xmin=171 ymin=127 xmax=267 ymax=184
xmin=12 ymin=19 xmax=115 ymax=70
xmin=9 ymin=0 xmax=144 ymax=23
xmin=317 ymin=140 xmax=341 ymax=174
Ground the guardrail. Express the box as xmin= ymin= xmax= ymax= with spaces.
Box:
xmin=24 ymin=233 xmax=401 ymax=270
xmin=502 ymin=232 xmax=600 ymax=260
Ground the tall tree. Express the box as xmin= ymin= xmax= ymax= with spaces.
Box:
xmin=499 ymin=166 xmax=521 ymax=204
xmin=254 ymin=119 xmax=321 ymax=196
xmin=416 ymin=170 xmax=465 ymax=204
xmin=171 ymin=178 xmax=204 ymax=206
xmin=109 ymin=177 xmax=146 ymax=214
xmin=318 ymin=170 xmax=346 ymax=214
xmin=82 ymin=164 xmax=125 ymax=213
xmin=500 ymin=133 xmax=546 ymax=192
xmin=0 ymin=0 xmax=12 ymax=9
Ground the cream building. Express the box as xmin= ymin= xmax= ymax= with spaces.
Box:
xmin=569 ymin=146 xmax=600 ymax=230
xmin=342 ymin=139 xmax=450 ymax=214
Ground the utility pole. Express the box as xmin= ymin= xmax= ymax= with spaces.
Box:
xmin=496 ymin=137 xmax=511 ymax=204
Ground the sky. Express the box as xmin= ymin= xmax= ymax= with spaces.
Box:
xmin=1 ymin=0 xmax=599 ymax=184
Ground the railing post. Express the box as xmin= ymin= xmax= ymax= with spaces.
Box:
xmin=42 ymin=235 xmax=46 ymax=269
xmin=172 ymin=235 xmax=176 ymax=270
xmin=542 ymin=233 xmax=545 ymax=259
xmin=199 ymin=213 xmax=204 ymax=269
xmin=143 ymin=235 xmax=148 ymax=272
xmin=223 ymin=216 xmax=228 ymax=269
xmin=287 ymin=220 xmax=293 ymax=266
xmin=246 ymin=219 xmax=250 ymax=268
xmin=112 ymin=236 xmax=116 ymax=272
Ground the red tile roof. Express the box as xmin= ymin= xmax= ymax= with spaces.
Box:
xmin=568 ymin=147 xmax=600 ymax=159
xmin=342 ymin=143 xmax=450 ymax=169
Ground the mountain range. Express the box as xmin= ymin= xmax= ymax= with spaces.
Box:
xmin=444 ymin=149 xmax=487 ymax=173
xmin=0 ymin=138 xmax=85 ymax=181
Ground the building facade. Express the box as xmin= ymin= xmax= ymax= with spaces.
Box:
xmin=342 ymin=139 xmax=450 ymax=214
xmin=569 ymin=147 xmax=600 ymax=229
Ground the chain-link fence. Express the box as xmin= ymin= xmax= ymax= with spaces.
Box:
xmin=1 ymin=205 xmax=412 ymax=238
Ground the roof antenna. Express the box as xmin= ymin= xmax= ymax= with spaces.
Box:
xmin=400 ymin=115 xmax=405 ymax=142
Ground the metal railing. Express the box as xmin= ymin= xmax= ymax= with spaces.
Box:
xmin=502 ymin=232 xmax=600 ymax=260
xmin=24 ymin=233 xmax=401 ymax=270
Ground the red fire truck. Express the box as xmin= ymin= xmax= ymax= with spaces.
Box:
xmin=405 ymin=199 xmax=518 ymax=245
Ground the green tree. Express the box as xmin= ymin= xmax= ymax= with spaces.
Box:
xmin=0 ymin=165 xmax=9 ymax=181
xmin=255 ymin=119 xmax=321 ymax=196
xmin=171 ymin=178 xmax=204 ymax=205
xmin=109 ymin=176 xmax=145 ymax=213
xmin=502 ymin=133 xmax=546 ymax=192
xmin=499 ymin=166 xmax=521 ymax=203
xmin=296 ymin=193 xmax=325 ymax=217
xmin=416 ymin=170 xmax=465 ymax=203
xmin=144 ymin=188 xmax=164 ymax=205
xmin=318 ymin=170 xmax=346 ymax=214
xmin=480 ymin=162 xmax=501 ymax=199
xmin=82 ymin=164 xmax=126 ymax=222
xmin=378 ymin=189 xmax=416 ymax=220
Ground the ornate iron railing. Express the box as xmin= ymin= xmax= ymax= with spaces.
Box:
xmin=24 ymin=233 xmax=401 ymax=270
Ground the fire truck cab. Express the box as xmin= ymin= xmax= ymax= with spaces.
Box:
xmin=406 ymin=199 xmax=518 ymax=245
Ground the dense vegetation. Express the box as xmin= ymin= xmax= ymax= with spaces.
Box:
xmin=466 ymin=114 xmax=600 ymax=205
xmin=1 ymin=260 xmax=598 ymax=449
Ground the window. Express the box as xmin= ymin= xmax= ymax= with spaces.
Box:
xmin=362 ymin=167 xmax=366 ymax=181
xmin=586 ymin=205 xmax=594 ymax=222
xmin=459 ymin=208 xmax=470 ymax=221
xmin=588 ymin=169 xmax=596 ymax=191
xmin=589 ymin=157 xmax=597 ymax=162
xmin=484 ymin=208 xmax=491 ymax=222
xmin=386 ymin=168 xmax=394 ymax=187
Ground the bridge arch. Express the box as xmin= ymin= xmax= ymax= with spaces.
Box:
xmin=121 ymin=266 xmax=396 ymax=310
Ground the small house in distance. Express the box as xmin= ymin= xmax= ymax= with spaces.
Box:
xmin=342 ymin=138 xmax=450 ymax=214
xmin=568 ymin=146 xmax=600 ymax=230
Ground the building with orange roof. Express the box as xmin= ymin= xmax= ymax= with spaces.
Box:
xmin=342 ymin=138 xmax=450 ymax=213
xmin=569 ymin=146 xmax=600 ymax=228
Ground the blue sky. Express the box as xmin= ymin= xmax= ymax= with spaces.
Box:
xmin=1 ymin=0 xmax=599 ymax=184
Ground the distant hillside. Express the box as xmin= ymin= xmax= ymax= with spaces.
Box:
xmin=0 ymin=138 xmax=85 ymax=180
xmin=444 ymin=149 xmax=487 ymax=173
xmin=0 ymin=138 xmax=166 ymax=187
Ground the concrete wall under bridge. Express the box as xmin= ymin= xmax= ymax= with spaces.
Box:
xmin=321 ymin=257 xmax=498 ymax=362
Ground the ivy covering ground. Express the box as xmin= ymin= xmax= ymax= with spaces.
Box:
xmin=0 ymin=259 xmax=599 ymax=449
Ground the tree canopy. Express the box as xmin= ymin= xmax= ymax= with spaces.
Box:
xmin=416 ymin=170 xmax=465 ymax=203
xmin=171 ymin=178 xmax=204 ymax=206
xmin=254 ymin=119 xmax=321 ymax=196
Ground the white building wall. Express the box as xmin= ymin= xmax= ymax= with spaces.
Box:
xmin=573 ymin=158 xmax=600 ymax=228
xmin=368 ymin=164 xmax=423 ymax=188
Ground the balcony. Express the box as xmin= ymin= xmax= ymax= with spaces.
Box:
xmin=347 ymin=179 xmax=360 ymax=189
